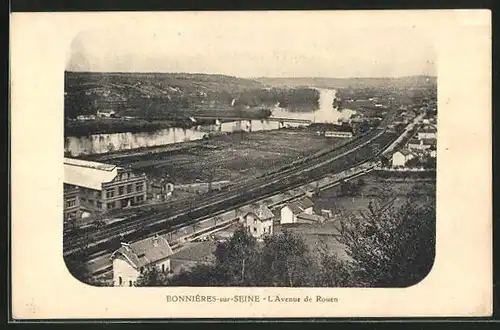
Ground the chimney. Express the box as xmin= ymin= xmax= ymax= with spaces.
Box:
xmin=152 ymin=234 xmax=159 ymax=247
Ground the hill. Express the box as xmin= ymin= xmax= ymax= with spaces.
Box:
xmin=254 ymin=76 xmax=437 ymax=89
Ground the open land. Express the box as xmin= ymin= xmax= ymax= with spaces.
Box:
xmin=86 ymin=129 xmax=346 ymax=184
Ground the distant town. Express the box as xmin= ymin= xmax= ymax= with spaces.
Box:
xmin=63 ymin=72 xmax=437 ymax=288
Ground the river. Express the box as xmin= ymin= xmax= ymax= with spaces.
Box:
xmin=65 ymin=88 xmax=355 ymax=156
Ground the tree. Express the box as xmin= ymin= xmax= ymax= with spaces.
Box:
xmin=135 ymin=265 xmax=168 ymax=286
xmin=337 ymin=195 xmax=436 ymax=287
xmin=260 ymin=230 xmax=315 ymax=287
xmin=213 ymin=226 xmax=262 ymax=286
xmin=166 ymin=264 xmax=220 ymax=286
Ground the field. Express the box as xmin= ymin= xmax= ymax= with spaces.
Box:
xmin=98 ymin=129 xmax=346 ymax=184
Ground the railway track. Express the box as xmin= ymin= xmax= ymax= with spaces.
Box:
xmin=64 ymin=126 xmax=399 ymax=256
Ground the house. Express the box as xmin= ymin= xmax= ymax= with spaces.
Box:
xmin=408 ymin=138 xmax=432 ymax=151
xmin=280 ymin=197 xmax=314 ymax=224
xmin=243 ymin=204 xmax=274 ymax=239
xmin=110 ymin=234 xmax=174 ymax=287
xmin=392 ymin=149 xmax=416 ymax=167
xmin=417 ymin=126 xmax=437 ymax=139
xmin=64 ymin=158 xmax=147 ymax=214
xmin=97 ymin=109 xmax=116 ymax=118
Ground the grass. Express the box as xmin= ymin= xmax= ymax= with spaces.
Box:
xmin=103 ymin=129 xmax=347 ymax=184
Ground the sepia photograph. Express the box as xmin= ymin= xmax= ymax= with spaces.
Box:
xmin=62 ymin=18 xmax=437 ymax=289
xmin=11 ymin=10 xmax=491 ymax=319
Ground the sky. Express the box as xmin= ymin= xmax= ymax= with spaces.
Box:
xmin=65 ymin=13 xmax=436 ymax=78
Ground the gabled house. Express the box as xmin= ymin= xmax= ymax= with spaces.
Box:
xmin=392 ymin=149 xmax=416 ymax=167
xmin=280 ymin=197 xmax=314 ymax=224
xmin=110 ymin=234 xmax=174 ymax=287
xmin=243 ymin=204 xmax=274 ymax=239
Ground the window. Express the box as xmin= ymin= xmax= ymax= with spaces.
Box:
xmin=129 ymin=281 xmax=132 ymax=287
xmin=66 ymin=199 xmax=76 ymax=208
xmin=107 ymin=202 xmax=115 ymax=210
xmin=136 ymin=183 xmax=143 ymax=192
xmin=106 ymin=189 xmax=115 ymax=198
xmin=136 ymin=195 xmax=144 ymax=202
xmin=140 ymin=267 xmax=144 ymax=274
xmin=127 ymin=184 xmax=132 ymax=194
xmin=119 ymin=277 xmax=122 ymax=285
xmin=96 ymin=201 xmax=102 ymax=209
xmin=118 ymin=186 xmax=124 ymax=195
xmin=161 ymin=264 xmax=165 ymax=272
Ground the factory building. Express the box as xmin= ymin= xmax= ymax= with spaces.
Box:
xmin=64 ymin=157 xmax=147 ymax=215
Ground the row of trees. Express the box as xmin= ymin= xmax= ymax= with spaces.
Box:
xmin=135 ymin=187 xmax=435 ymax=288
xmin=233 ymin=88 xmax=320 ymax=110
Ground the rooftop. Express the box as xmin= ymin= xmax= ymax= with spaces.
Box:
xmin=245 ymin=204 xmax=274 ymax=221
xmin=285 ymin=197 xmax=315 ymax=215
xmin=110 ymin=234 xmax=174 ymax=269
xmin=296 ymin=212 xmax=325 ymax=223
xmin=64 ymin=157 xmax=122 ymax=191
xmin=396 ymin=148 xmax=414 ymax=157
xmin=420 ymin=126 xmax=437 ymax=133
xmin=422 ymin=138 xmax=437 ymax=145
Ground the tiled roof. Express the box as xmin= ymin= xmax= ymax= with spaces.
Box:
xmin=284 ymin=197 xmax=315 ymax=215
xmin=296 ymin=212 xmax=325 ymax=223
xmin=64 ymin=158 xmax=121 ymax=191
xmin=297 ymin=197 xmax=314 ymax=210
xmin=287 ymin=203 xmax=304 ymax=215
xmin=245 ymin=204 xmax=274 ymax=221
xmin=110 ymin=235 xmax=174 ymax=269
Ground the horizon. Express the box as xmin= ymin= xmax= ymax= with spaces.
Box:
xmin=65 ymin=70 xmax=437 ymax=80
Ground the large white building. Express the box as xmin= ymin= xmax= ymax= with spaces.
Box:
xmin=110 ymin=234 xmax=173 ymax=287
xmin=64 ymin=158 xmax=147 ymax=215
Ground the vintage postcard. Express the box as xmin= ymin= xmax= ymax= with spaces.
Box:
xmin=10 ymin=10 xmax=492 ymax=319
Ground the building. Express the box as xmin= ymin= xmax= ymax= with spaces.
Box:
xmin=64 ymin=158 xmax=147 ymax=214
xmin=96 ymin=109 xmax=116 ymax=118
xmin=324 ymin=131 xmax=353 ymax=138
xmin=63 ymin=184 xmax=81 ymax=221
xmin=392 ymin=149 xmax=416 ymax=167
xmin=280 ymin=197 xmax=314 ymax=224
xmin=295 ymin=213 xmax=325 ymax=224
xmin=76 ymin=114 xmax=96 ymax=121
xmin=243 ymin=204 xmax=274 ymax=239
xmin=408 ymin=138 xmax=436 ymax=151
xmin=110 ymin=234 xmax=174 ymax=287
xmin=417 ymin=126 xmax=437 ymax=139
